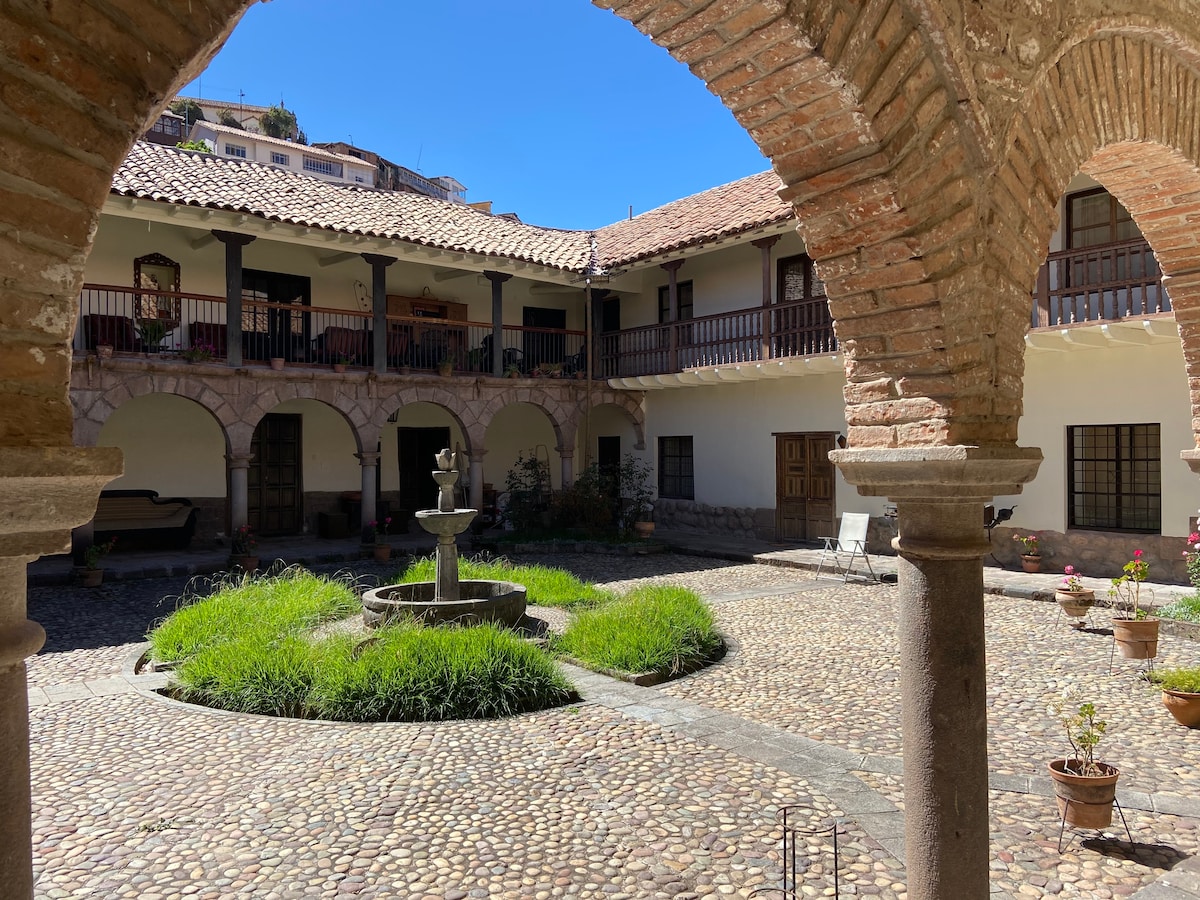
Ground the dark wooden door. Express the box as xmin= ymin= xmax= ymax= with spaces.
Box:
xmin=775 ymin=432 xmax=836 ymax=541
xmin=522 ymin=306 xmax=566 ymax=369
xmin=397 ymin=426 xmax=451 ymax=518
xmin=597 ymin=435 xmax=621 ymax=498
xmin=242 ymin=269 xmax=311 ymax=361
xmin=249 ymin=413 xmax=302 ymax=535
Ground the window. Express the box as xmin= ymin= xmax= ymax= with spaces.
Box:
xmin=224 ymin=143 xmax=247 ymax=158
xmin=303 ymin=156 xmax=342 ymax=177
xmin=657 ymin=280 xmax=693 ymax=323
xmin=270 ymin=151 xmax=289 ymax=166
xmin=775 ymin=254 xmax=833 ymax=355
xmin=778 ymin=254 xmax=826 ymax=302
xmin=658 ymin=436 xmax=694 ymax=500
xmin=1066 ymin=188 xmax=1141 ymax=249
xmin=1068 ymin=424 xmax=1160 ymax=533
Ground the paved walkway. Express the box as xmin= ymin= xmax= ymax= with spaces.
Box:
xmin=24 ymin=547 xmax=1200 ymax=898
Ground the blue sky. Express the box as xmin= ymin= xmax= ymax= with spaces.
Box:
xmin=182 ymin=0 xmax=768 ymax=230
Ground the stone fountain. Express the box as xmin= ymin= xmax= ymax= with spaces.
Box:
xmin=362 ymin=449 xmax=526 ymax=628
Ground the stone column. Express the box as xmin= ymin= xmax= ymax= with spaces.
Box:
xmin=0 ymin=446 xmax=122 ymax=898
xmin=468 ymin=450 xmax=486 ymax=513
xmin=485 ymin=271 xmax=511 ymax=377
xmin=558 ymin=448 xmax=574 ymax=490
xmin=227 ymin=454 xmax=251 ymax=532
xmin=362 ymin=254 xmax=395 ymax=375
xmin=357 ymin=451 xmax=380 ymax=543
xmin=830 ymin=446 xmax=1042 ymax=900
xmin=213 ymin=231 xmax=255 ymax=368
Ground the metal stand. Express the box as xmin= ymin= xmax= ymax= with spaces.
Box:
xmin=1107 ymin=636 xmax=1156 ymax=677
xmin=749 ymin=805 xmax=847 ymax=899
xmin=1054 ymin=604 xmax=1095 ymax=631
xmin=1057 ymin=796 xmax=1133 ymax=852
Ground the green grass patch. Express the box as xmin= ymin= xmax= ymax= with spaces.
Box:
xmin=395 ymin=556 xmax=615 ymax=610
xmin=147 ymin=568 xmax=576 ymax=721
xmin=553 ymin=584 xmax=722 ymax=677
xmin=1157 ymin=594 xmax=1200 ymax=623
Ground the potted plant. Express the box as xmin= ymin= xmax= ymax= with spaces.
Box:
xmin=181 ymin=341 xmax=214 ymax=363
xmin=1147 ymin=667 xmax=1200 ymax=728
xmin=369 ymin=516 xmax=393 ymax=562
xmin=78 ymin=537 xmax=116 ymax=587
xmin=1047 ymin=687 xmax=1120 ymax=828
xmin=617 ymin=453 xmax=655 ymax=540
xmin=136 ymin=317 xmax=171 ymax=353
xmin=96 ymin=344 xmax=114 ymax=360
xmin=1109 ymin=549 xmax=1158 ymax=659
xmin=437 ymin=355 xmax=455 ymax=377
xmin=1056 ymin=565 xmax=1095 ymax=622
xmin=269 ymin=357 xmax=285 ymax=371
xmin=504 ymin=362 xmax=521 ymax=379
xmin=230 ymin=524 xmax=259 ymax=573
xmin=332 ymin=355 xmax=350 ymax=374
xmin=1013 ymin=532 xmax=1042 ymax=572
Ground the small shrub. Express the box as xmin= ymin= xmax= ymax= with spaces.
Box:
xmin=395 ymin=557 xmax=614 ymax=609
xmin=1157 ymin=594 xmax=1200 ymax=623
xmin=1148 ymin=667 xmax=1200 ymax=694
xmin=554 ymin=585 xmax=721 ymax=676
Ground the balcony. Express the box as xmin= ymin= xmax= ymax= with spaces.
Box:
xmin=75 ymin=284 xmax=587 ymax=377
xmin=599 ymin=296 xmax=839 ymax=389
xmin=1027 ymin=238 xmax=1178 ymax=351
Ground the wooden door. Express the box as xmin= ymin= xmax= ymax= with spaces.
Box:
xmin=775 ymin=432 xmax=836 ymax=541
xmin=522 ymin=306 xmax=566 ymax=369
xmin=397 ymin=426 xmax=451 ymax=518
xmin=249 ymin=413 xmax=303 ymax=535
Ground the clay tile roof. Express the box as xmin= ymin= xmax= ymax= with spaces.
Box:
xmin=111 ymin=142 xmax=594 ymax=272
xmin=595 ymin=171 xmax=792 ymax=268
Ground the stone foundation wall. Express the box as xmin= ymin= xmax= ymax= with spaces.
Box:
xmin=190 ymin=497 xmax=225 ymax=544
xmin=653 ymin=499 xmax=775 ymax=541
xmin=990 ymin=526 xmax=1189 ymax=585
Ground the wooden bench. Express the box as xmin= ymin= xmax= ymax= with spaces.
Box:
xmin=93 ymin=490 xmax=197 ymax=550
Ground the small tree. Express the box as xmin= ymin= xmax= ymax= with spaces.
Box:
xmin=176 ymin=139 xmax=213 ymax=153
xmin=168 ymin=98 xmax=205 ymax=126
xmin=616 ymin=453 xmax=654 ymax=537
xmin=217 ymin=108 xmax=244 ymax=130
xmin=259 ymin=104 xmax=299 ymax=140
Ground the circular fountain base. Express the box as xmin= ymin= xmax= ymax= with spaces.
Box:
xmin=362 ymin=580 xmax=527 ymax=629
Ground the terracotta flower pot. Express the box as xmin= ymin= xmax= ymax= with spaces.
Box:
xmin=633 ymin=521 xmax=655 ymax=538
xmin=1112 ymin=617 xmax=1159 ymax=659
xmin=332 ymin=363 xmax=347 ymax=374
xmin=78 ymin=567 xmax=104 ymax=587
xmin=96 ymin=345 xmax=113 ymax=360
xmin=231 ymin=554 xmax=259 ymax=573
xmin=373 ymin=543 xmax=391 ymax=563
xmin=1021 ymin=554 xmax=1042 ymax=573
xmin=1055 ymin=588 xmax=1095 ymax=618
xmin=270 ymin=357 xmax=285 ymax=371
xmin=1162 ymin=689 xmax=1200 ymax=728
xmin=1048 ymin=758 xmax=1120 ymax=828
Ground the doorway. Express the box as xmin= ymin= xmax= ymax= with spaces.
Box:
xmin=242 ymin=268 xmax=311 ymax=362
xmin=522 ymin=306 xmax=566 ymax=370
xmin=397 ymin=426 xmax=451 ymax=519
xmin=597 ymin=436 xmax=621 ymax=498
xmin=775 ymin=432 xmax=836 ymax=541
xmin=249 ymin=413 xmax=303 ymax=535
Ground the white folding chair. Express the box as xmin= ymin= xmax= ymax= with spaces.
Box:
xmin=815 ymin=512 xmax=876 ymax=583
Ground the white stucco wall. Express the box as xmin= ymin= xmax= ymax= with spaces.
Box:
xmin=98 ymin=393 xmax=226 ymax=496
xmin=999 ymin=338 xmax=1193 ymax=538
xmin=576 ymin=404 xmax=647 ymax=468
xmin=642 ymin=373 xmax=881 ymax=517
xmin=270 ymin=400 xmax=359 ymax=493
xmin=484 ymin=403 xmax=562 ymax=490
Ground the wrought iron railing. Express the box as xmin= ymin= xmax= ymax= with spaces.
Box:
xmin=1032 ymin=237 xmax=1168 ymax=327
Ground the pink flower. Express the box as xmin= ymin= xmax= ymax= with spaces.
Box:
xmin=1064 ymin=565 xmax=1075 ymax=575
xmin=1189 ymin=532 xmax=1199 ymax=544
xmin=1134 ymin=549 xmax=1143 ymax=558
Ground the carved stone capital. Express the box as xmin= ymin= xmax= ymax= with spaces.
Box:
xmin=829 ymin=446 xmax=1043 ymax=502
xmin=1181 ymin=449 xmax=1200 ymax=475
xmin=0 ymin=447 xmax=122 ymax=556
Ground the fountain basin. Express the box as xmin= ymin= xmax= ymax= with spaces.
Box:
xmin=363 ymin=580 xmax=527 ymax=629
xmin=415 ymin=508 xmax=477 ymax=537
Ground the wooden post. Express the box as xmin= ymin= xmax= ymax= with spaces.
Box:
xmin=213 ymin=230 xmax=256 ymax=367
xmin=362 ymin=254 xmax=395 ymax=374
xmin=484 ymin=271 xmax=511 ymax=377
xmin=752 ymin=235 xmax=781 ymax=361
xmin=661 ymin=260 xmax=684 ymax=372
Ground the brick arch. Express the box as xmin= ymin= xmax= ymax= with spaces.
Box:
xmin=988 ymin=30 xmax=1200 ymax=446
xmin=71 ymin=373 xmax=235 ymax=451
xmin=379 ymin=386 xmax=474 ymax=455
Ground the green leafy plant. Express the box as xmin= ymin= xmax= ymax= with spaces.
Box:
xmin=553 ymin=585 xmax=721 ymax=676
xmin=1157 ymin=594 xmax=1200 ymax=623
xmin=1050 ymin=686 xmax=1108 ymax=777
xmin=83 ymin=537 xmax=117 ymax=570
xmin=1109 ymin=549 xmax=1152 ymax=620
xmin=503 ymin=452 xmax=552 ymax=533
xmin=217 ymin=108 xmax=244 ymax=129
xmin=1147 ymin=667 xmax=1200 ymax=694
xmin=136 ymin=317 xmax=170 ymax=349
xmin=168 ymin=98 xmax=206 ymax=125
xmin=258 ymin=104 xmax=299 ymax=140
xmin=175 ymin=139 xmax=213 ymax=153
xmin=1012 ymin=532 xmax=1040 ymax=555
xmin=616 ymin=453 xmax=654 ymax=536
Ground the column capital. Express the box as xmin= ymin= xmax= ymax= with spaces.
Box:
xmin=555 ymin=447 xmax=575 ymax=458
xmin=212 ymin=229 xmax=256 ymax=247
xmin=356 ymin=451 xmax=382 ymax=466
xmin=467 ymin=448 xmax=488 ymax=460
xmin=830 ymin=446 xmax=1043 ymax=502
xmin=1182 ymin=449 xmax=1200 ymax=474
xmin=225 ymin=454 xmax=252 ymax=470
xmin=483 ymin=270 xmax=512 ymax=284
xmin=659 ymin=259 xmax=685 ymax=273
xmin=361 ymin=253 xmax=396 ymax=268
xmin=751 ymin=234 xmax=782 ymax=250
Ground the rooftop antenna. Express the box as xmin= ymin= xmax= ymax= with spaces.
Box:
xmin=628 ymin=204 xmax=633 ymax=220
xmin=415 ymin=143 xmax=423 ymax=173
xmin=238 ymin=89 xmax=245 ymax=125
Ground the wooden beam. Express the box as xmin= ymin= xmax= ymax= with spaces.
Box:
xmin=318 ymin=252 xmax=356 ymax=268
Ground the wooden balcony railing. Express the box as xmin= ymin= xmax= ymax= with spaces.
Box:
xmin=76 ymin=285 xmax=585 ymax=375
xmin=1032 ymin=237 xmax=1168 ymax=327
xmin=597 ymin=295 xmax=836 ymax=378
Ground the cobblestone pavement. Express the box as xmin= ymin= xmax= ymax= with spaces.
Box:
xmin=26 ymin=553 xmax=1200 ymax=899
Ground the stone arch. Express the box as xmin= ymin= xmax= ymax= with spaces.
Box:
xmin=476 ymin=389 xmax=567 ymax=453
xmin=381 ymin=386 xmax=475 ymax=455
xmin=988 ymin=30 xmax=1200 ymax=447
xmin=71 ymin=371 xmax=234 ymax=452
xmin=234 ymin=383 xmax=367 ymax=456
xmin=576 ymin=391 xmax=646 ymax=451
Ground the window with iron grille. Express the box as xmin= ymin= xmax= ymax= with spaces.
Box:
xmin=224 ymin=143 xmax=247 ymax=158
xmin=270 ymin=151 xmax=289 ymax=166
xmin=1068 ymin=424 xmax=1160 ymax=533
xmin=658 ymin=436 xmax=694 ymax=500
xmin=303 ymin=156 xmax=342 ymax=177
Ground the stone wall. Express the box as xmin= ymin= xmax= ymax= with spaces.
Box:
xmin=990 ymin=525 xmax=1188 ymax=585
xmin=653 ymin=498 xmax=774 ymax=540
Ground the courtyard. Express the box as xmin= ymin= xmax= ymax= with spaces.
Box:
xmin=26 ymin=552 xmax=1200 ymax=899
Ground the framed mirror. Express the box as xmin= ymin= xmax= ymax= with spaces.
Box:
xmin=134 ymin=253 xmax=180 ymax=319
